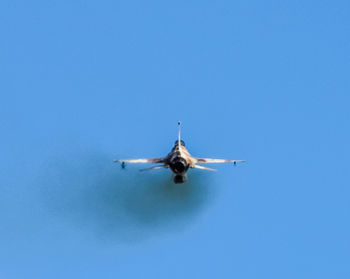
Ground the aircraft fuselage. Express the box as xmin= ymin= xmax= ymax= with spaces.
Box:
xmin=164 ymin=140 xmax=194 ymax=183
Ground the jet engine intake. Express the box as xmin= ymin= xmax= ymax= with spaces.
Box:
xmin=173 ymin=174 xmax=187 ymax=184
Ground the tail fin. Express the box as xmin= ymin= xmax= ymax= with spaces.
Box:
xmin=178 ymin=121 xmax=181 ymax=144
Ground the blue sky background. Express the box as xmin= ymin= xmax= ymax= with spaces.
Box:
xmin=1 ymin=0 xmax=349 ymax=278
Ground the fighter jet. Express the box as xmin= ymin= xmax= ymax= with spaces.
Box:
xmin=115 ymin=122 xmax=245 ymax=184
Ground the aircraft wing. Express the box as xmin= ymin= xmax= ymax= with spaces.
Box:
xmin=195 ymin=158 xmax=245 ymax=164
xmin=114 ymin=158 xmax=164 ymax=164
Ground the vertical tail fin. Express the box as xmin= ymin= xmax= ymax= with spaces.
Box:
xmin=178 ymin=121 xmax=181 ymax=144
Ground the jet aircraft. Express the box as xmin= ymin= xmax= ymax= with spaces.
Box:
xmin=115 ymin=122 xmax=245 ymax=183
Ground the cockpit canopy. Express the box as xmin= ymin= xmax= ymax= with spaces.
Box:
xmin=174 ymin=140 xmax=186 ymax=146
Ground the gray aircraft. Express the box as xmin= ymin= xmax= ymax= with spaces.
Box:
xmin=115 ymin=122 xmax=245 ymax=183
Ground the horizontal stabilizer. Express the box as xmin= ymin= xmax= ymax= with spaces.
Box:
xmin=140 ymin=165 xmax=166 ymax=172
xmin=193 ymin=165 xmax=217 ymax=171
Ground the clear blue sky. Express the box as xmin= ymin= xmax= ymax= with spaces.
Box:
xmin=1 ymin=0 xmax=349 ymax=278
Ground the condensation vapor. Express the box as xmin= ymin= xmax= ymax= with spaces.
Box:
xmin=40 ymin=151 xmax=215 ymax=243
